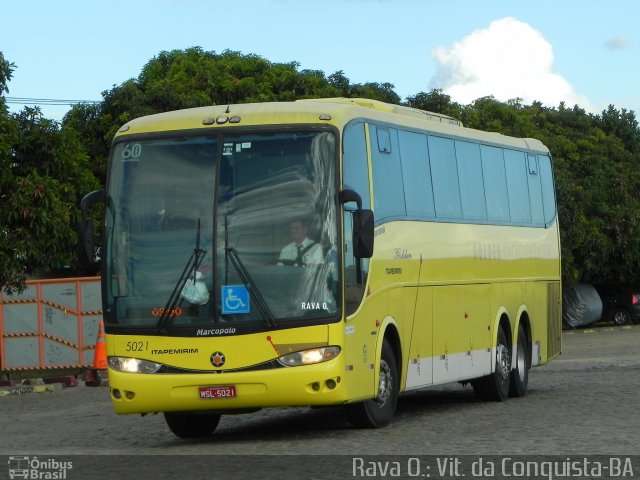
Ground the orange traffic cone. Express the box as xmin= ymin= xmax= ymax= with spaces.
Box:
xmin=93 ymin=321 xmax=107 ymax=370
xmin=85 ymin=321 xmax=108 ymax=387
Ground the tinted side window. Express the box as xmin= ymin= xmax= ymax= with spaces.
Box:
xmin=398 ymin=130 xmax=435 ymax=218
xmin=539 ymin=154 xmax=557 ymax=225
xmin=370 ymin=126 xmax=406 ymax=221
xmin=504 ymin=149 xmax=531 ymax=224
xmin=428 ymin=135 xmax=462 ymax=219
xmin=456 ymin=140 xmax=487 ymax=221
xmin=480 ymin=145 xmax=510 ymax=222
xmin=343 ymin=122 xmax=370 ymax=305
xmin=343 ymin=122 xmax=371 ymax=209
xmin=527 ymin=154 xmax=544 ymax=225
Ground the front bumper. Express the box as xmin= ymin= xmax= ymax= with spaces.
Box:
xmin=108 ymin=357 xmax=347 ymax=414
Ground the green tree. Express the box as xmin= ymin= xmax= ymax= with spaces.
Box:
xmin=405 ymin=89 xmax=462 ymax=118
xmin=62 ymin=102 xmax=110 ymax=185
xmin=0 ymin=52 xmax=19 ymax=292
xmin=0 ymin=53 xmax=100 ymax=293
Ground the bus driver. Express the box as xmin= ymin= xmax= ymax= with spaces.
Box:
xmin=277 ymin=218 xmax=323 ymax=267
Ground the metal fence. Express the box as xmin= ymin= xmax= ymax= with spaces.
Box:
xmin=0 ymin=277 xmax=102 ymax=372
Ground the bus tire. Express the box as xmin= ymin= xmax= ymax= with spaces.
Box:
xmin=164 ymin=412 xmax=221 ymax=438
xmin=472 ymin=325 xmax=510 ymax=402
xmin=509 ymin=323 xmax=530 ymax=397
xmin=346 ymin=339 xmax=398 ymax=428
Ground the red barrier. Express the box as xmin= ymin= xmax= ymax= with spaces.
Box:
xmin=0 ymin=277 xmax=102 ymax=372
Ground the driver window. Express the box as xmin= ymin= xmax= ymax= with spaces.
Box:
xmin=343 ymin=122 xmax=371 ymax=315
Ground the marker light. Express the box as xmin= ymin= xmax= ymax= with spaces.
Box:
xmin=277 ymin=346 xmax=341 ymax=367
xmin=108 ymin=357 xmax=162 ymax=374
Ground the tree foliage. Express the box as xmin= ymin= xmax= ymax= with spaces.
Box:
xmin=0 ymin=53 xmax=100 ymax=293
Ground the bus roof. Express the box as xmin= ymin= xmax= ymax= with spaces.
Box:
xmin=116 ymin=98 xmax=549 ymax=154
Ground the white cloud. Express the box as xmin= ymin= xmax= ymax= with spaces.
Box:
xmin=429 ymin=17 xmax=593 ymax=109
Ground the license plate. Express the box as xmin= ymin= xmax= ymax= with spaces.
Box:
xmin=199 ymin=385 xmax=237 ymax=399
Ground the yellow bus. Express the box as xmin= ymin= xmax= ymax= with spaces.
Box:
xmin=80 ymin=98 xmax=561 ymax=437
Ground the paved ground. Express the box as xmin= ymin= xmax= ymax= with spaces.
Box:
xmin=0 ymin=326 xmax=638 ymax=478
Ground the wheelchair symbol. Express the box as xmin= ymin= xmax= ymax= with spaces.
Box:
xmin=221 ymin=285 xmax=250 ymax=314
xmin=225 ymin=289 xmax=246 ymax=309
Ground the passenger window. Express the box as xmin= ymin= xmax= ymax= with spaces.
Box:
xmin=504 ymin=150 xmax=531 ymax=224
xmin=398 ymin=130 xmax=435 ymax=218
xmin=481 ymin=145 xmax=510 ymax=222
xmin=370 ymin=125 xmax=406 ymax=221
xmin=428 ymin=136 xmax=462 ymax=219
xmin=456 ymin=140 xmax=487 ymax=221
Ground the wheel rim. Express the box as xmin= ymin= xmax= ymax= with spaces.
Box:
xmin=376 ymin=359 xmax=393 ymax=407
xmin=613 ymin=310 xmax=629 ymax=325
xmin=496 ymin=343 xmax=510 ymax=384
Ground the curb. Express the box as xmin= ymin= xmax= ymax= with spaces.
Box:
xmin=0 ymin=382 xmax=64 ymax=397
xmin=564 ymin=324 xmax=636 ymax=335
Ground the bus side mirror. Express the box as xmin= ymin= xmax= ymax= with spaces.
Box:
xmin=339 ymin=189 xmax=374 ymax=259
xmin=78 ymin=190 xmax=105 ymax=271
xmin=353 ymin=208 xmax=374 ymax=258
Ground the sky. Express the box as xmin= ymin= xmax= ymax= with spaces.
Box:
xmin=1 ymin=0 xmax=638 ymax=121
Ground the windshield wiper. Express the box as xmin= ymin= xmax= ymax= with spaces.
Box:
xmin=225 ymin=247 xmax=276 ymax=328
xmin=156 ymin=219 xmax=207 ymax=334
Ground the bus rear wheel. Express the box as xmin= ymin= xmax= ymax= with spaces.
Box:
xmin=164 ymin=412 xmax=221 ymax=438
xmin=509 ymin=323 xmax=530 ymax=397
xmin=472 ymin=325 xmax=510 ymax=402
xmin=346 ymin=339 xmax=398 ymax=428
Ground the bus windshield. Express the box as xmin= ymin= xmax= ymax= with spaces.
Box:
xmin=104 ymin=130 xmax=339 ymax=332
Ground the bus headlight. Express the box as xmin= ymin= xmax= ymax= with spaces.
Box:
xmin=277 ymin=346 xmax=341 ymax=367
xmin=108 ymin=356 xmax=162 ymax=374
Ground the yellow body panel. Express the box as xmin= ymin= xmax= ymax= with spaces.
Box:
xmin=367 ymin=220 xmax=560 ymax=384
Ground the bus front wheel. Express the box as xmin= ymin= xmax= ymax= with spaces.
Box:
xmin=472 ymin=325 xmax=510 ymax=402
xmin=346 ymin=339 xmax=399 ymax=428
xmin=164 ymin=412 xmax=221 ymax=438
